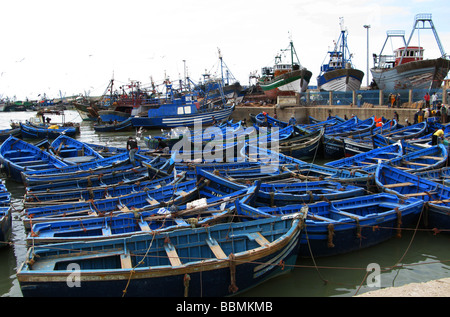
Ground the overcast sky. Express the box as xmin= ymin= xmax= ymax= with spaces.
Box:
xmin=0 ymin=0 xmax=449 ymax=100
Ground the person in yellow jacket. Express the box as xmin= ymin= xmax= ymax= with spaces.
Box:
xmin=432 ymin=128 xmax=444 ymax=145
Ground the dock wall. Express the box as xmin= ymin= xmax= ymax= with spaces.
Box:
xmin=231 ymin=105 xmax=420 ymax=125
xmin=232 ymin=86 xmax=449 ymax=125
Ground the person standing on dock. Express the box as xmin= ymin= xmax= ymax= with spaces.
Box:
xmin=424 ymin=92 xmax=431 ymax=108
xmin=442 ymin=104 xmax=448 ymax=124
xmin=357 ymin=93 xmax=363 ymax=108
xmin=396 ymin=93 xmax=402 ymax=108
xmin=431 ymin=93 xmax=438 ymax=110
xmin=389 ymin=93 xmax=395 ymax=108
xmin=417 ymin=108 xmax=424 ymax=123
xmin=127 ymin=136 xmax=139 ymax=167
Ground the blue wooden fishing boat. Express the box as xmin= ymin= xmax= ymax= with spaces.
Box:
xmin=236 ymin=193 xmax=424 ymax=257
xmin=240 ymin=144 xmax=370 ymax=186
xmin=0 ymin=127 xmax=21 ymax=142
xmin=19 ymin=122 xmax=78 ymax=139
xmin=415 ymin=166 xmax=450 ymax=186
xmin=148 ymin=121 xmax=257 ymax=153
xmin=24 ymin=162 xmax=166 ymax=194
xmin=18 ymin=209 xmax=306 ymax=297
xmin=323 ymin=116 xmax=360 ymax=135
xmin=256 ymin=181 xmax=365 ymax=207
xmin=321 ymin=117 xmax=376 ymax=158
xmin=0 ymin=136 xmax=68 ymax=183
xmin=147 ymin=158 xmax=262 ymax=181
xmin=375 ymin=163 xmax=450 ymax=232
xmin=50 ymin=134 xmax=104 ymax=165
xmin=378 ymin=121 xmax=427 ymax=141
xmin=362 ymin=143 xmax=448 ymax=173
xmin=325 ymin=142 xmax=404 ymax=170
xmin=22 ymin=153 xmax=159 ymax=187
xmin=346 ymin=119 xmax=398 ymax=142
xmin=145 ymin=121 xmax=244 ymax=151
xmin=130 ymin=85 xmax=235 ymax=128
xmin=278 ymin=128 xmax=324 ymax=160
xmin=26 ymin=182 xmax=259 ymax=246
xmin=164 ymin=124 xmax=296 ymax=164
xmin=23 ymin=179 xmax=200 ymax=230
xmin=23 ymin=162 xmax=140 ymax=187
xmin=93 ymin=117 xmax=134 ymax=132
xmin=251 ymin=113 xmax=289 ymax=128
xmin=308 ymin=115 xmax=346 ymax=125
xmin=0 ymin=206 xmax=12 ymax=247
xmin=20 ymin=152 xmax=131 ymax=181
xmin=84 ymin=142 xmax=128 ymax=157
xmin=195 ymin=165 xmax=364 ymax=207
xmin=0 ymin=180 xmax=11 ymax=207
xmin=24 ymin=173 xmax=186 ymax=206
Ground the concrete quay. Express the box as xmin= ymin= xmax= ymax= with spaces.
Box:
xmin=231 ymin=104 xmax=421 ymax=126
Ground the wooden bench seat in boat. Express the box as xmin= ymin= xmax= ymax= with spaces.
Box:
xmin=164 ymin=242 xmax=182 ymax=266
xmin=228 ymin=232 xmax=270 ymax=247
xmin=206 ymin=236 xmax=227 ymax=259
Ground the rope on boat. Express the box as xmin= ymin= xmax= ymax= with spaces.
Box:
xmin=327 ymin=224 xmax=335 ymax=248
xmin=228 ymin=253 xmax=238 ymax=294
xmin=395 ymin=207 xmax=402 ymax=238
xmin=183 ymin=274 xmax=191 ymax=297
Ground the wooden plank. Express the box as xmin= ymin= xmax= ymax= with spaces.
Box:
xmin=102 ymin=227 xmax=112 ymax=236
xmin=145 ymin=198 xmax=159 ymax=205
xmin=420 ymin=156 xmax=443 ymax=160
xmin=429 ymin=199 xmax=450 ymax=203
xmin=120 ymin=254 xmax=133 ymax=269
xmin=404 ymin=192 xmax=433 ymax=197
xmin=253 ymin=232 xmax=270 ymax=246
xmin=164 ymin=243 xmax=182 ymax=266
xmin=384 ymin=182 xmax=414 ymax=188
xmin=404 ymin=161 xmax=431 ymax=166
xmin=139 ymin=221 xmax=151 ymax=232
xmin=206 ymin=237 xmax=227 ymax=259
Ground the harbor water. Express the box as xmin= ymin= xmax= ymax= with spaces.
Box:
xmin=0 ymin=110 xmax=449 ymax=297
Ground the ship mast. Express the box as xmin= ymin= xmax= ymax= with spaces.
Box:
xmin=399 ymin=13 xmax=447 ymax=65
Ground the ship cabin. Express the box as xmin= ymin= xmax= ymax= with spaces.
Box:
xmin=394 ymin=46 xmax=424 ymax=66
xmin=320 ymin=51 xmax=352 ymax=72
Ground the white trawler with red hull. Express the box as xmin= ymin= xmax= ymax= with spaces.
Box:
xmin=371 ymin=14 xmax=450 ymax=90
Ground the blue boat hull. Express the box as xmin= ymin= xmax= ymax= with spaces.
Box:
xmin=0 ymin=136 xmax=68 ymax=183
xmin=20 ymin=123 xmax=77 ymax=139
xmin=18 ymin=213 xmax=305 ymax=297
xmin=236 ymin=193 xmax=424 ymax=257
xmin=131 ymin=105 xmax=234 ymax=128
xmin=375 ymin=163 xmax=450 ymax=232
xmin=298 ymin=202 xmax=422 ymax=257
xmin=94 ymin=118 xmax=133 ymax=132
xmin=0 ymin=207 xmax=12 ymax=247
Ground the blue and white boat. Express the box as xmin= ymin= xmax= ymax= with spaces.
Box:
xmin=0 ymin=206 xmax=12 ymax=247
xmin=131 ymin=82 xmax=235 ymax=128
xmin=19 ymin=122 xmax=78 ymax=139
xmin=50 ymin=134 xmax=104 ymax=165
xmin=0 ymin=136 xmax=68 ymax=183
xmin=375 ymin=163 xmax=450 ymax=232
xmin=236 ymin=193 xmax=424 ymax=257
xmin=18 ymin=210 xmax=306 ymax=297
xmin=317 ymin=18 xmax=364 ymax=91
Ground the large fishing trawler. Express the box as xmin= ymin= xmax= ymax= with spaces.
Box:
xmin=371 ymin=13 xmax=450 ymax=90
